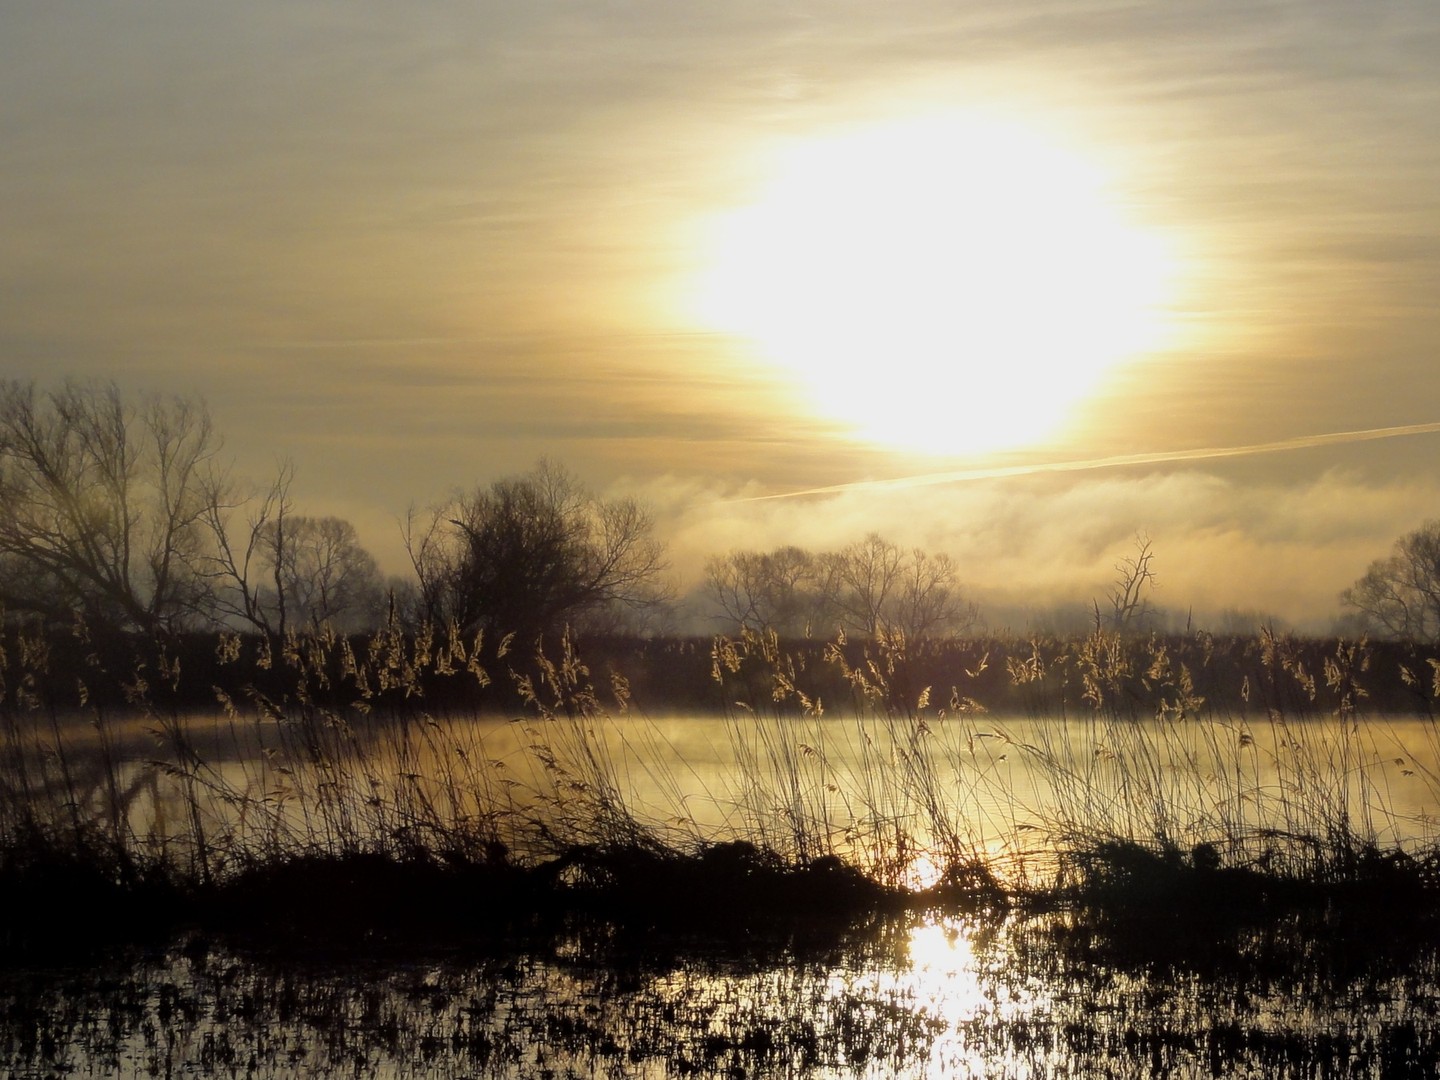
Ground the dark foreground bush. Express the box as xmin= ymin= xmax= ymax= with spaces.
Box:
xmin=0 ymin=829 xmax=1009 ymax=961
xmin=11 ymin=822 xmax=1440 ymax=969
xmin=0 ymin=824 xmax=186 ymax=958
xmin=1037 ymin=836 xmax=1440 ymax=976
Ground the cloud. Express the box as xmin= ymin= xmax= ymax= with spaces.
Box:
xmin=736 ymin=421 xmax=1440 ymax=502
xmin=633 ymin=466 xmax=1440 ymax=631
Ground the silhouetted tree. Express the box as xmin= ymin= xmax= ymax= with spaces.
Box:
xmin=203 ymin=460 xmax=392 ymax=638
xmin=261 ymin=515 xmax=385 ymax=633
xmin=705 ymin=536 xmax=979 ymax=640
xmin=1342 ymin=521 xmax=1440 ymax=642
xmin=199 ymin=458 xmax=295 ymax=639
xmin=818 ymin=534 xmax=979 ymax=640
xmin=408 ymin=460 xmax=670 ymax=642
xmin=704 ymin=545 xmax=821 ymax=636
xmin=890 ymin=547 xmax=979 ymax=640
xmin=819 ymin=534 xmax=904 ymax=638
xmin=1101 ymin=533 xmax=1159 ymax=635
xmin=0 ymin=380 xmax=220 ymax=633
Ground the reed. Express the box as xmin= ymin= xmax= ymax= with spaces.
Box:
xmin=2 ymin=615 xmax=1439 ymax=956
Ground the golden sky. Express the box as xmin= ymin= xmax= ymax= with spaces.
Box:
xmin=4 ymin=2 xmax=1440 ymax=628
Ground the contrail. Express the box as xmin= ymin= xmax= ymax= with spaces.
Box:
xmin=741 ymin=421 xmax=1440 ymax=502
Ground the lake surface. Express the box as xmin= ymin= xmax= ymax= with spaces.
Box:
xmin=43 ymin=707 xmax=1440 ymax=888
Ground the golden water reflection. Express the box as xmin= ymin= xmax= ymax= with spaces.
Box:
xmin=9 ymin=903 xmax=1435 ymax=1077
xmin=13 ymin=708 xmax=1440 ymax=892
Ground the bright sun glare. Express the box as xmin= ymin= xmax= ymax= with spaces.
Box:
xmin=693 ymin=113 xmax=1179 ymax=456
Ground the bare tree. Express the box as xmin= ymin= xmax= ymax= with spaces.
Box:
xmin=816 ymin=534 xmax=979 ymax=640
xmin=704 ymin=545 xmax=821 ymax=635
xmin=420 ymin=460 xmax=671 ymax=641
xmin=820 ymin=533 xmax=905 ymax=638
xmin=1341 ymin=520 xmax=1440 ymax=642
xmin=704 ymin=549 xmax=767 ymax=631
xmin=198 ymin=459 xmax=295 ymax=639
xmin=763 ymin=545 xmax=823 ymax=634
xmin=1101 ymin=533 xmax=1159 ymax=635
xmin=264 ymin=516 xmax=385 ymax=633
xmin=892 ymin=548 xmax=979 ymax=640
xmin=401 ymin=500 xmax=455 ymax=629
xmin=202 ymin=464 xmax=388 ymax=637
xmin=0 ymin=380 xmax=221 ymax=633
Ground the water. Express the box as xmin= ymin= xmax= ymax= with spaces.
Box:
xmin=8 ymin=708 xmax=1440 ymax=1076
xmin=42 ymin=708 xmax=1440 ymax=885
xmin=5 ymin=909 xmax=1437 ymax=1078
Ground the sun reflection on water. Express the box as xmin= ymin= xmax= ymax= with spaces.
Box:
xmin=903 ymin=853 xmax=944 ymax=892
xmin=7 ymin=909 xmax=1440 ymax=1077
xmin=906 ymin=916 xmax=985 ymax=1022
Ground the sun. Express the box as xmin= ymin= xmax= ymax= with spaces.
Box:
xmin=690 ymin=112 xmax=1180 ymax=456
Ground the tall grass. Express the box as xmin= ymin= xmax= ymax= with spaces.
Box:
xmin=997 ymin=626 xmax=1440 ymax=917
xmin=3 ymin=615 xmax=1440 ymax=953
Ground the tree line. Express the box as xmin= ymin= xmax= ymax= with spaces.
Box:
xmin=0 ymin=382 xmax=386 ymax=640
xmin=702 ymin=536 xmax=978 ymax=640
xmin=0 ymin=382 xmax=677 ymax=646
xmin=3 ymin=380 xmax=1437 ymax=647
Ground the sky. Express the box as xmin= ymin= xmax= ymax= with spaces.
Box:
xmin=4 ymin=1 xmax=1440 ymax=631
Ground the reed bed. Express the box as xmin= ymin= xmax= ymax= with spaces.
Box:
xmin=3 ymin=617 xmax=1440 ymax=955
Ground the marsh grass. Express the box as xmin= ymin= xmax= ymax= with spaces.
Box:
xmin=2 ymin=616 xmax=1440 ymax=958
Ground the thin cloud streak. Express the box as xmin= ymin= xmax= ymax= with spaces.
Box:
xmin=739 ymin=421 xmax=1440 ymax=502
